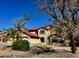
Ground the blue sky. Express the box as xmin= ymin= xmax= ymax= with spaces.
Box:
xmin=0 ymin=0 xmax=51 ymax=30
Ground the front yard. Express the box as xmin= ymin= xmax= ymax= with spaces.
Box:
xmin=0 ymin=42 xmax=79 ymax=58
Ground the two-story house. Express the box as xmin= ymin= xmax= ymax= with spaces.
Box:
xmin=28 ymin=25 xmax=63 ymax=45
xmin=0 ymin=25 xmax=64 ymax=46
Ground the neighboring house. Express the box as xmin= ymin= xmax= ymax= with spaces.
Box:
xmin=0 ymin=31 xmax=7 ymax=42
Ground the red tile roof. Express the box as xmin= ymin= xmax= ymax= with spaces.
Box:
xmin=22 ymin=29 xmax=39 ymax=38
xmin=29 ymin=28 xmax=39 ymax=31
xmin=28 ymin=25 xmax=53 ymax=31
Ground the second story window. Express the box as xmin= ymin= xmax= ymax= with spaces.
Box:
xmin=40 ymin=30 xmax=45 ymax=34
xmin=40 ymin=29 xmax=45 ymax=35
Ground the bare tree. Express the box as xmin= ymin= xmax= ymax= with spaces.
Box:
xmin=36 ymin=0 xmax=79 ymax=53
xmin=13 ymin=12 xmax=30 ymax=40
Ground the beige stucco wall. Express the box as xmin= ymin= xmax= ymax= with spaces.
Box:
xmin=20 ymin=33 xmax=30 ymax=38
xmin=38 ymin=28 xmax=51 ymax=44
xmin=20 ymin=33 xmax=41 ymax=44
xmin=7 ymin=38 xmax=41 ymax=46
xmin=22 ymin=38 xmax=41 ymax=44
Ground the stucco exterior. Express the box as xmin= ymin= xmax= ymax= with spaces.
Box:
xmin=0 ymin=25 xmax=63 ymax=46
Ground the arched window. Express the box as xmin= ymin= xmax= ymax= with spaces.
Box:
xmin=40 ymin=37 xmax=44 ymax=42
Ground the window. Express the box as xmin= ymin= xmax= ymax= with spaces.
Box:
xmin=52 ymin=39 xmax=58 ymax=43
xmin=40 ymin=30 xmax=45 ymax=34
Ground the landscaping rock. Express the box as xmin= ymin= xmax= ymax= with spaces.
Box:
xmin=30 ymin=46 xmax=55 ymax=54
xmin=30 ymin=47 xmax=44 ymax=54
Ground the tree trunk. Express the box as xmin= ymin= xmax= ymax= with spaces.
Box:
xmin=70 ymin=34 xmax=76 ymax=53
xmin=16 ymin=34 xmax=19 ymax=40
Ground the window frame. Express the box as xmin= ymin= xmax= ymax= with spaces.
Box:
xmin=40 ymin=29 xmax=45 ymax=35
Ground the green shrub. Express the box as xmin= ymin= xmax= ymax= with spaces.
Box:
xmin=12 ymin=39 xmax=30 ymax=51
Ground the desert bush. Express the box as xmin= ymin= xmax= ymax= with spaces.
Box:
xmin=12 ymin=39 xmax=30 ymax=51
